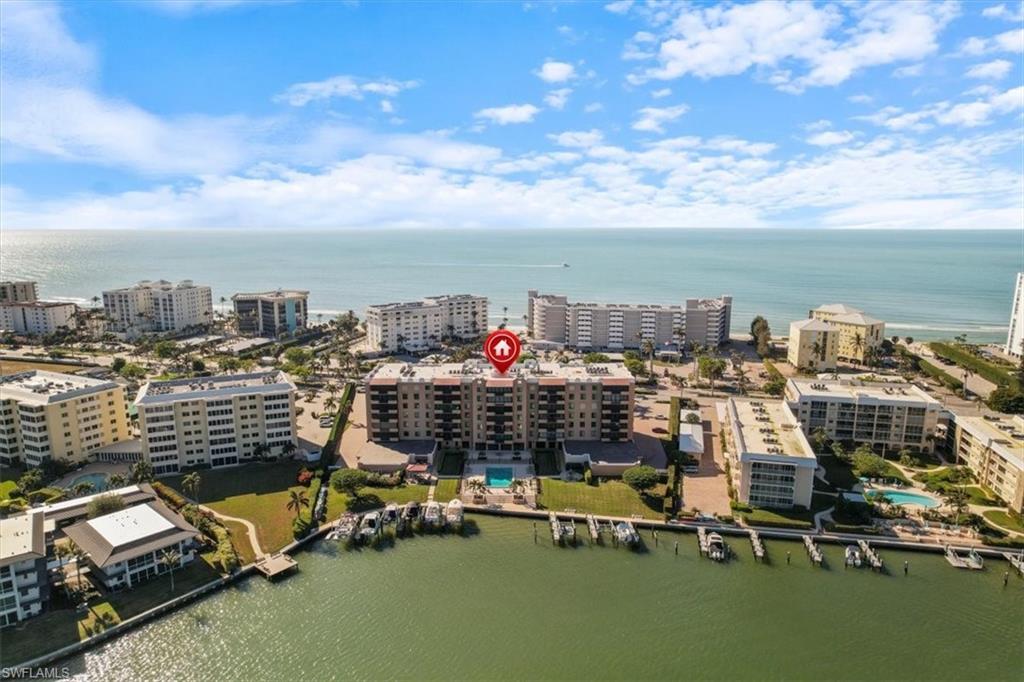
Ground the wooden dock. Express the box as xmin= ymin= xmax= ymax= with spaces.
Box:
xmin=749 ymin=530 xmax=766 ymax=561
xmin=549 ymin=512 xmax=562 ymax=544
xmin=857 ymin=539 xmax=883 ymax=571
xmin=945 ymin=545 xmax=984 ymax=570
xmin=697 ymin=527 xmax=709 ymax=556
xmin=254 ymin=553 xmax=298 ymax=580
xmin=802 ymin=535 xmax=823 ymax=566
xmin=1002 ymin=552 xmax=1024 ymax=575
xmin=586 ymin=514 xmax=600 ymax=543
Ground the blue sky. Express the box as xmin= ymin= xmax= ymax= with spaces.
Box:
xmin=1 ymin=0 xmax=1022 ymax=229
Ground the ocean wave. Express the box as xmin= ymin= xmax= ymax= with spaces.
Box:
xmin=886 ymin=322 xmax=1008 ymax=333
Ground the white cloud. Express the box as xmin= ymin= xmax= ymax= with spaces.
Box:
xmin=806 ymin=130 xmax=855 ymax=146
xmin=893 ymin=63 xmax=924 ymax=78
xmin=959 ymin=28 xmax=1024 ymax=55
xmin=858 ymin=86 xmax=1024 ymax=130
xmin=604 ymin=0 xmax=634 ymax=15
xmin=380 ymin=100 xmax=394 ymax=113
xmin=145 ymin=0 xmax=247 ymax=15
xmin=535 ymin=60 xmax=576 ymax=83
xmin=982 ymin=3 xmax=1024 ymax=21
xmin=632 ymin=104 xmax=688 ymax=133
xmin=965 ymin=59 xmax=1013 ymax=80
xmin=847 ymin=94 xmax=873 ymax=104
xmin=274 ymin=75 xmax=419 ymax=106
xmin=473 ymin=104 xmax=541 ymax=125
xmin=583 ymin=102 xmax=604 ymax=113
xmin=548 ymin=129 xmax=604 ymax=148
xmin=544 ymin=88 xmax=572 ymax=110
xmin=650 ymin=88 xmax=672 ymax=99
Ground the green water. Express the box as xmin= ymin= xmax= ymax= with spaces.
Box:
xmin=66 ymin=516 xmax=1022 ymax=681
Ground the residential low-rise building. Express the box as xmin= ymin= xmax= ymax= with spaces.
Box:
xmin=784 ymin=378 xmax=941 ymax=453
xmin=232 ymin=289 xmax=309 ymax=337
xmin=952 ymin=413 xmax=1024 ymax=513
xmin=62 ymin=501 xmax=198 ymax=591
xmin=0 ymin=510 xmax=49 ymax=627
xmin=365 ymin=294 xmax=488 ymax=353
xmin=808 ymin=304 xmax=885 ymax=364
xmin=134 ymin=371 xmax=298 ymax=475
xmin=1006 ymin=272 xmax=1024 ymax=359
xmin=0 ymin=281 xmax=39 ymax=304
xmin=787 ymin=318 xmax=838 ymax=372
xmin=103 ymin=280 xmax=213 ymax=337
xmin=0 ymin=371 xmax=132 ymax=468
xmin=526 ymin=290 xmax=731 ymax=350
xmin=723 ymin=398 xmax=817 ymax=509
xmin=0 ymin=301 xmax=78 ymax=336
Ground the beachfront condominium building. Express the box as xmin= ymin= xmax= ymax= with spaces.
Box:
xmin=0 ymin=371 xmax=132 ymax=468
xmin=63 ymin=501 xmax=198 ymax=591
xmin=0 ymin=511 xmax=49 ymax=627
xmin=366 ymin=295 xmax=488 ymax=353
xmin=134 ymin=370 xmax=298 ymax=475
xmin=808 ymin=304 xmax=885 ymax=364
xmin=1006 ymin=272 xmax=1024 ymax=359
xmin=232 ymin=290 xmax=309 ymax=337
xmin=526 ymin=291 xmax=732 ymax=350
xmin=0 ymin=301 xmax=78 ymax=336
xmin=787 ymin=318 xmax=838 ymax=372
xmin=784 ymin=378 xmax=941 ymax=453
xmin=0 ymin=281 xmax=39 ymax=304
xmin=103 ymin=280 xmax=213 ymax=338
xmin=952 ymin=413 xmax=1024 ymax=513
xmin=723 ymin=398 xmax=817 ymax=509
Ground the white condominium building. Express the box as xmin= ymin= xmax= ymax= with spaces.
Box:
xmin=0 ymin=281 xmax=39 ymax=304
xmin=134 ymin=371 xmax=298 ymax=475
xmin=0 ymin=371 xmax=131 ymax=468
xmin=784 ymin=378 xmax=941 ymax=453
xmin=808 ymin=304 xmax=885 ymax=364
xmin=1005 ymin=272 xmax=1024 ymax=358
xmin=103 ymin=280 xmax=213 ymax=337
xmin=0 ymin=301 xmax=78 ymax=336
xmin=787 ymin=318 xmax=838 ymax=371
xmin=0 ymin=511 xmax=48 ymax=627
xmin=723 ymin=398 xmax=817 ymax=509
xmin=526 ymin=291 xmax=732 ymax=350
xmin=953 ymin=413 xmax=1023 ymax=513
xmin=366 ymin=295 xmax=488 ymax=353
xmin=232 ymin=289 xmax=309 ymax=337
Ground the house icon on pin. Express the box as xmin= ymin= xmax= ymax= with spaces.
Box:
xmin=493 ymin=339 xmax=512 ymax=357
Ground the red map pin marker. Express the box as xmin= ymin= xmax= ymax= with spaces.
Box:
xmin=484 ymin=329 xmax=521 ymax=374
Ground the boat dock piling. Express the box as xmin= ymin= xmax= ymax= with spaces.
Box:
xmin=549 ymin=512 xmax=561 ymax=544
xmin=1002 ymin=552 xmax=1024 ymax=576
xmin=945 ymin=545 xmax=984 ymax=570
xmin=749 ymin=530 xmax=765 ymax=561
xmin=802 ymin=535 xmax=823 ymax=566
xmin=586 ymin=515 xmax=600 ymax=543
xmin=858 ymin=540 xmax=883 ymax=571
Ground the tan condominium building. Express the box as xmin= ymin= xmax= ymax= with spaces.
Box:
xmin=785 ymin=378 xmax=941 ymax=453
xmin=366 ymin=295 xmax=488 ymax=353
xmin=953 ymin=413 xmax=1023 ymax=513
xmin=366 ymin=361 xmax=634 ymax=453
xmin=723 ymin=398 xmax=817 ymax=509
xmin=1005 ymin=272 xmax=1023 ymax=358
xmin=808 ymin=304 xmax=885 ymax=364
xmin=0 ymin=371 xmax=131 ymax=469
xmin=526 ymin=291 xmax=732 ymax=350
xmin=103 ymin=280 xmax=213 ymax=337
xmin=0 ymin=511 xmax=48 ymax=627
xmin=787 ymin=318 xmax=838 ymax=371
xmin=0 ymin=301 xmax=78 ymax=336
xmin=0 ymin=281 xmax=39 ymax=304
xmin=232 ymin=289 xmax=309 ymax=337
xmin=135 ymin=371 xmax=298 ymax=475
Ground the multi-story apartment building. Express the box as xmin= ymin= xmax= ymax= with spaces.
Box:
xmin=63 ymin=501 xmax=198 ymax=591
xmin=103 ymin=280 xmax=213 ymax=337
xmin=952 ymin=413 xmax=1023 ymax=513
xmin=723 ymin=398 xmax=817 ymax=509
xmin=808 ymin=304 xmax=885 ymax=364
xmin=134 ymin=371 xmax=298 ymax=475
xmin=232 ymin=290 xmax=309 ymax=337
xmin=0 ymin=510 xmax=48 ymax=627
xmin=784 ymin=378 xmax=941 ymax=453
xmin=787 ymin=318 xmax=838 ymax=371
xmin=0 ymin=371 xmax=131 ymax=468
xmin=366 ymin=361 xmax=634 ymax=453
xmin=526 ymin=291 xmax=731 ymax=350
xmin=0 ymin=301 xmax=78 ymax=336
xmin=0 ymin=281 xmax=39 ymax=304
xmin=366 ymin=295 xmax=488 ymax=353
xmin=1005 ymin=272 xmax=1024 ymax=358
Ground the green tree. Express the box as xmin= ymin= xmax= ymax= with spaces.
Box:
xmin=284 ymin=347 xmax=312 ymax=366
xmin=622 ymin=465 xmax=659 ymax=496
xmin=811 ymin=427 xmax=830 ymax=453
xmin=182 ymin=472 xmax=202 ymax=500
xmin=943 ymin=486 xmax=970 ymax=525
xmin=191 ymin=358 xmax=206 ymax=373
xmin=159 ymin=548 xmax=181 ymax=593
xmin=17 ymin=469 xmax=43 ymax=494
xmin=119 ymin=363 xmax=147 ymax=380
xmin=107 ymin=473 xmax=127 ymax=489
xmin=330 ymin=468 xmax=369 ymax=499
xmin=851 ymin=447 xmax=889 ymax=479
xmin=130 ymin=460 xmax=155 ymax=483
xmin=582 ymin=352 xmax=611 ymax=363
xmin=986 ymin=386 xmax=1024 ymax=414
xmin=111 ymin=357 xmax=126 ymax=372
xmin=218 ymin=356 xmax=241 ymax=372
xmin=287 ymin=489 xmax=310 ymax=519
xmin=153 ymin=340 xmax=178 ymax=359
xmin=698 ymin=356 xmax=727 ymax=395
xmin=86 ymin=494 xmax=126 ymax=519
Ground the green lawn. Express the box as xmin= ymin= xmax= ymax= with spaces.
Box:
xmin=817 ymin=455 xmax=858 ymax=490
xmin=537 ymin=479 xmax=665 ymax=519
xmin=219 ymin=518 xmax=258 ymax=565
xmin=982 ymin=509 xmax=1024 ymax=535
xmin=433 ymin=479 xmax=460 ymax=503
xmin=0 ymin=479 xmax=19 ymax=501
xmin=324 ymin=483 xmax=430 ymax=517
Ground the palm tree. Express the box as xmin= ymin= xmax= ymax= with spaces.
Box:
xmin=107 ymin=473 xmax=127 ymax=489
xmin=507 ymin=478 xmax=527 ymax=498
xmin=735 ymin=365 xmax=750 ymax=395
xmin=71 ymin=482 xmax=95 ymax=498
xmin=852 ymin=332 xmax=865 ymax=364
xmin=253 ymin=442 xmax=270 ymax=461
xmin=287 ymin=490 xmax=310 ymax=519
xmin=54 ymin=543 xmax=73 ymax=598
xmin=640 ymin=339 xmax=655 ymax=376
xmin=67 ymin=540 xmax=87 ymax=601
xmin=943 ymin=486 xmax=970 ymax=526
xmin=159 ymin=548 xmax=181 ymax=593
xmin=281 ymin=441 xmax=297 ymax=458
xmin=182 ymin=472 xmax=201 ymax=501
xmin=810 ymin=340 xmax=824 ymax=366
xmin=465 ymin=478 xmax=487 ymax=500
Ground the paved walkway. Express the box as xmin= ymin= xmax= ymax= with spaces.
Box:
xmin=192 ymin=501 xmax=266 ymax=559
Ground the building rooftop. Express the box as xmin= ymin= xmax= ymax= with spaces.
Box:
xmin=0 ymin=300 xmax=75 ymax=309
xmin=106 ymin=279 xmax=206 ymax=292
xmin=135 ymin=370 xmax=295 ymax=405
xmin=957 ymin=414 xmax=1024 ymax=470
xmin=232 ymin=289 xmax=309 ymax=301
xmin=0 ymin=370 xmax=121 ymax=405
xmin=727 ymin=398 xmax=815 ymax=459
xmin=367 ymin=294 xmax=486 ymax=312
xmin=678 ymin=410 xmax=706 ymax=455
xmin=813 ymin=303 xmax=864 ymax=315
xmin=0 ymin=511 xmax=45 ymax=567
xmin=831 ymin=312 xmax=884 ymax=326
xmin=368 ymin=360 xmax=634 ymax=385
xmin=41 ymin=483 xmax=155 ymax=523
xmin=785 ymin=378 xmax=940 ymax=406
xmin=355 ymin=440 xmax=437 ymax=467
xmin=62 ymin=500 xmax=198 ymax=569
xmin=790 ymin=318 xmax=833 ymax=332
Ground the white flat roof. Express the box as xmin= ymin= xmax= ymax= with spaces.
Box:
xmin=0 ymin=370 xmax=120 ymax=405
xmin=678 ymin=411 xmax=705 ymax=454
xmin=135 ymin=370 xmax=295 ymax=405
xmin=785 ymin=378 xmax=940 ymax=407
xmin=0 ymin=511 xmax=44 ymax=565
xmin=86 ymin=504 xmax=174 ymax=547
xmin=727 ymin=398 xmax=815 ymax=461
xmin=43 ymin=484 xmax=145 ymax=514
xmin=957 ymin=414 xmax=1024 ymax=470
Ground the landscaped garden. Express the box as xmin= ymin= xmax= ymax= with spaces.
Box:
xmin=324 ymin=482 xmax=430 ymax=516
xmin=982 ymin=509 xmax=1024 ymax=535
xmin=913 ymin=467 xmax=1002 ymax=506
xmin=537 ymin=478 xmax=665 ymax=519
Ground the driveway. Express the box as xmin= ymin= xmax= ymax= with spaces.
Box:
xmin=338 ymin=390 xmax=369 ymax=469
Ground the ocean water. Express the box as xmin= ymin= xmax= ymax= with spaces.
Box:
xmin=1 ymin=229 xmax=1020 ymax=342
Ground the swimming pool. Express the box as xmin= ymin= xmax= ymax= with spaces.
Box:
xmin=70 ymin=473 xmax=109 ymax=491
xmin=485 ymin=467 xmax=514 ymax=488
xmin=862 ymin=489 xmax=940 ymax=508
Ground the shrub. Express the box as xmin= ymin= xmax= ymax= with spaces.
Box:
xmin=86 ymin=494 xmax=127 ymax=519
xmin=622 ymin=465 xmax=659 ymax=494
xmin=330 ymin=468 xmax=369 ymax=497
xmin=297 ymin=469 xmax=315 ymax=486
xmin=582 ymin=352 xmax=611 ymax=363
xmin=986 ymin=386 xmax=1024 ymax=414
xmin=919 ymin=359 xmax=963 ymax=391
xmin=152 ymin=481 xmax=187 ymax=510
xmin=292 ymin=516 xmax=311 ymax=539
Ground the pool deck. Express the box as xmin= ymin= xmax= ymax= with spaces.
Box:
xmin=53 ymin=462 xmax=131 ymax=489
